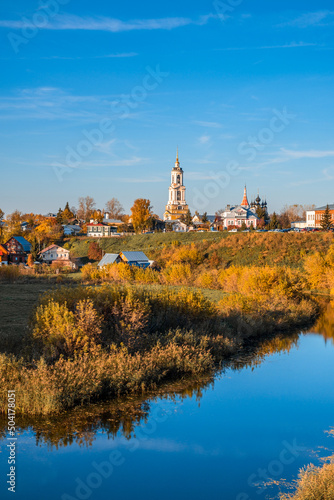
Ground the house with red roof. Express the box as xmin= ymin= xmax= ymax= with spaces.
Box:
xmin=39 ymin=244 xmax=71 ymax=265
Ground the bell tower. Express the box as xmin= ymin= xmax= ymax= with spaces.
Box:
xmin=163 ymin=149 xmax=189 ymax=221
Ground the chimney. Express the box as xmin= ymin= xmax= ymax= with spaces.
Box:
xmin=226 ymin=204 xmax=230 ymax=211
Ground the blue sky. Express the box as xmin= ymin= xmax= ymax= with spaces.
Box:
xmin=0 ymin=1 xmax=334 ymax=216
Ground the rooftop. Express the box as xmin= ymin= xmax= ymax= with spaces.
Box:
xmin=98 ymin=254 xmax=119 ymax=267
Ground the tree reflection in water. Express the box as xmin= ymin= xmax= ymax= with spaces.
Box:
xmin=1 ymin=302 xmax=332 ymax=450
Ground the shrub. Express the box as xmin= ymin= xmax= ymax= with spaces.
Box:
xmin=32 ymin=299 xmax=102 ymax=359
xmin=195 ymin=271 xmax=218 ymax=289
xmin=0 ymin=266 xmax=20 ymax=282
xmin=162 ymin=263 xmax=192 ymax=285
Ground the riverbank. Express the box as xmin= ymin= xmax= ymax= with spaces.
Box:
xmin=0 ymin=280 xmax=318 ymax=415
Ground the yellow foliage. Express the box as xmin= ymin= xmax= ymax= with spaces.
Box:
xmin=162 ymin=263 xmax=192 ymax=285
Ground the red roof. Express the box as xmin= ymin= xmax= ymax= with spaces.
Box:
xmin=241 ymin=186 xmax=249 ymax=207
xmin=87 ymin=223 xmax=106 ymax=226
xmin=39 ymin=244 xmax=67 ymax=254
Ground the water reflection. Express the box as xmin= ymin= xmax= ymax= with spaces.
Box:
xmin=0 ymin=302 xmax=331 ymax=451
xmin=0 ymin=377 xmax=214 ymax=450
xmin=312 ymin=300 xmax=334 ymax=342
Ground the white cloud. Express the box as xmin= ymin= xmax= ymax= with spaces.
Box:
xmin=218 ymin=42 xmax=318 ymax=51
xmin=0 ymin=13 xmax=214 ymax=32
xmin=198 ymin=135 xmax=211 ymax=145
xmin=193 ymin=120 xmax=222 ymax=128
xmin=280 ymin=148 xmax=334 ymax=159
xmin=279 ymin=11 xmax=334 ymax=28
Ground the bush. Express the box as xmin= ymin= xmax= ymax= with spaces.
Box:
xmin=162 ymin=263 xmax=192 ymax=285
xmin=32 ymin=299 xmax=102 ymax=359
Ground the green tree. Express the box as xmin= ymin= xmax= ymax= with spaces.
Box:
xmin=320 ymin=205 xmax=333 ymax=231
xmin=185 ymin=209 xmax=192 ymax=226
xmin=30 ymin=237 xmax=39 ymax=261
xmin=131 ymin=199 xmax=153 ymax=233
xmin=256 ymin=206 xmax=267 ymax=220
xmin=202 ymin=212 xmax=208 ymax=223
xmin=241 ymin=222 xmax=247 ymax=231
xmin=56 ymin=208 xmax=63 ymax=224
xmin=269 ymin=212 xmax=279 ymax=229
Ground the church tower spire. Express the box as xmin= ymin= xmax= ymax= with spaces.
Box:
xmin=241 ymin=185 xmax=249 ymax=207
xmin=163 ymin=149 xmax=189 ymax=221
xmin=175 ymin=147 xmax=180 ymax=168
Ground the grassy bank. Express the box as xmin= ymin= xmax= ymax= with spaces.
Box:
xmin=66 ymin=231 xmax=334 ymax=270
xmin=0 ymin=278 xmax=317 ymax=415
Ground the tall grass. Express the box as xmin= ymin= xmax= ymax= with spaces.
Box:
xmin=280 ymin=462 xmax=334 ymax=500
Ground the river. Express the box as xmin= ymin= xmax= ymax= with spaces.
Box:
xmin=1 ymin=303 xmax=334 ymax=500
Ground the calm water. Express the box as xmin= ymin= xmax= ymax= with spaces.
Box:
xmin=1 ymin=305 xmax=334 ymax=500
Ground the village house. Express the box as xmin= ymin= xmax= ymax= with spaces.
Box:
xmin=119 ymin=251 xmax=150 ymax=268
xmin=87 ymin=222 xmax=119 ymax=237
xmin=5 ymin=236 xmax=31 ymax=264
xmin=39 ymin=244 xmax=72 ymax=266
xmin=172 ymin=221 xmax=188 ymax=232
xmin=63 ymin=224 xmax=82 ymax=236
xmin=97 ymin=253 xmax=120 ymax=268
xmin=306 ymin=205 xmax=334 ymax=228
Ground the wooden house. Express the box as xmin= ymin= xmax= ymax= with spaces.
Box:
xmin=119 ymin=251 xmax=150 ymax=268
xmin=39 ymin=245 xmax=71 ymax=266
xmin=5 ymin=236 xmax=31 ymax=264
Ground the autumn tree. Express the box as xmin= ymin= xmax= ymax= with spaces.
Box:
xmin=105 ymin=198 xmax=124 ymax=220
xmin=27 ymin=254 xmax=34 ymax=267
xmin=88 ymin=241 xmax=103 ymax=261
xmin=34 ymin=218 xmax=63 ymax=245
xmin=279 ymin=204 xmax=314 ymax=229
xmin=91 ymin=210 xmax=103 ymax=223
xmin=6 ymin=210 xmax=23 ymax=238
xmin=320 ymin=205 xmax=333 ymax=231
xmin=131 ymin=199 xmax=153 ymax=233
xmin=77 ymin=196 xmax=96 ymax=222
xmin=62 ymin=202 xmax=74 ymax=223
